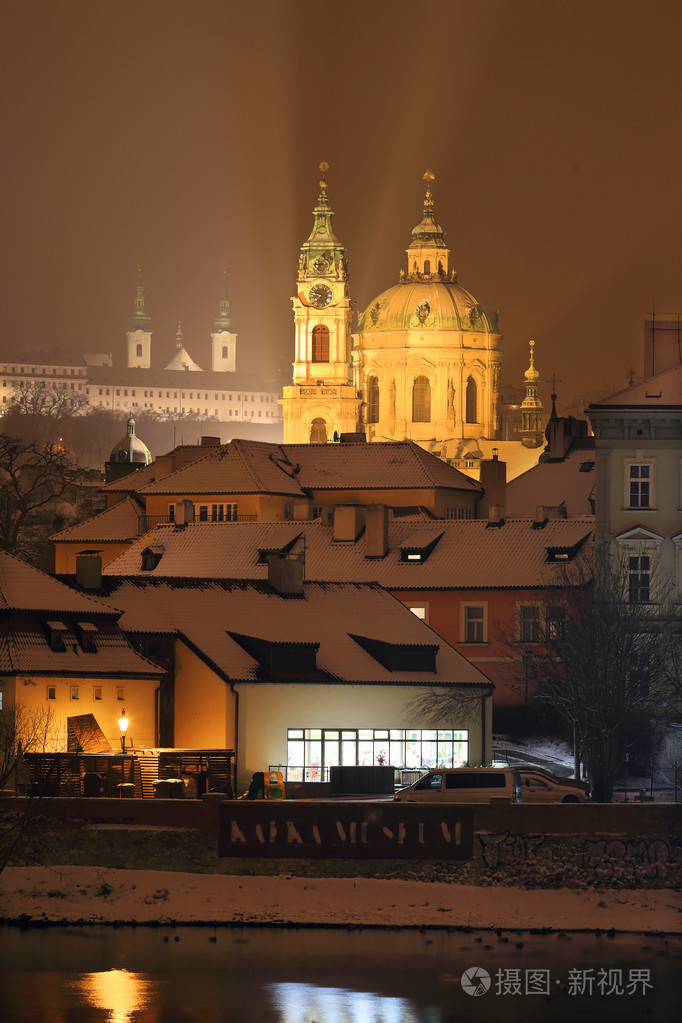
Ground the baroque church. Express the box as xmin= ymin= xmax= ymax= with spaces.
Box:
xmin=281 ymin=166 xmax=544 ymax=478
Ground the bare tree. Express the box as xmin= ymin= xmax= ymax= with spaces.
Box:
xmin=512 ymin=548 xmax=679 ymax=801
xmin=0 ymin=435 xmax=83 ymax=559
xmin=8 ymin=381 xmax=90 ymax=418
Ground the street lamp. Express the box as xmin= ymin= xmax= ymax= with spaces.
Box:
xmin=118 ymin=709 xmax=129 ymax=753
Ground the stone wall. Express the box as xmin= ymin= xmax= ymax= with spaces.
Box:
xmin=2 ymin=798 xmax=680 ymax=889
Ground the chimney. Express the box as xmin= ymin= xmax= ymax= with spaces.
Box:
xmin=175 ymin=499 xmax=195 ymax=526
xmin=486 ymin=505 xmax=505 ymax=527
xmin=76 ymin=551 xmax=102 ymax=590
xmin=268 ymin=554 xmax=304 ymax=595
xmin=333 ymin=505 xmax=366 ymax=542
xmin=478 ymin=449 xmax=507 ymax=519
xmin=365 ymin=504 xmax=388 ymax=558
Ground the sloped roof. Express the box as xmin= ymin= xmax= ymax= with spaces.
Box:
xmin=51 ymin=496 xmax=144 ymax=543
xmin=106 ymin=579 xmax=490 ymax=687
xmin=283 ymin=441 xmax=481 ymax=492
xmin=506 ymin=443 xmax=596 ymax=517
xmin=0 ymin=621 xmax=162 ymax=677
xmin=588 ymin=364 xmax=682 ymax=410
xmin=0 ymin=551 xmax=115 ymax=616
xmin=141 ymin=439 xmax=306 ymax=497
xmin=103 ymin=517 xmax=593 ymax=590
xmin=100 ymin=443 xmax=216 ymax=494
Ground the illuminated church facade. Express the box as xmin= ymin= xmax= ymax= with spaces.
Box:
xmin=281 ymin=167 xmax=543 ymax=477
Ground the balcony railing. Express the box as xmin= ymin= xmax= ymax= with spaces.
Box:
xmin=137 ymin=514 xmax=257 ymax=532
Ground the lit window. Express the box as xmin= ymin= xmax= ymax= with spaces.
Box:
xmin=412 ymin=376 xmax=431 ymax=422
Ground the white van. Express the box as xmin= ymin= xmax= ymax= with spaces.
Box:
xmin=393 ymin=767 xmax=523 ymax=804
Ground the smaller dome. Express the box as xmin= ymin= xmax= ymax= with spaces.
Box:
xmin=109 ymin=417 xmax=152 ymax=465
xmin=524 ymin=339 xmax=539 ymax=381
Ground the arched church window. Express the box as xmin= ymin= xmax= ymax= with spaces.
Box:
xmin=136 ymin=344 xmax=142 ymax=358
xmin=312 ymin=325 xmax=330 ymax=362
xmin=466 ymin=377 xmax=478 ymax=423
xmin=310 ymin=417 xmax=327 ymax=443
xmin=438 ymin=260 xmax=444 ymax=274
xmin=423 ymin=259 xmax=431 ymax=274
xmin=222 ymin=345 xmax=228 ymax=359
xmin=412 ymin=376 xmax=431 ymax=423
xmin=367 ymin=376 xmax=380 ymax=423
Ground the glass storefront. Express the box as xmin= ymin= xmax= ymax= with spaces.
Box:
xmin=286 ymin=727 xmax=468 ymax=781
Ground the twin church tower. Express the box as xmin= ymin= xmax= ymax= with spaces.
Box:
xmin=281 ymin=165 xmax=544 ymax=468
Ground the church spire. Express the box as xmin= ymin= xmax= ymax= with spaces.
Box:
xmin=128 ymin=261 xmax=150 ymax=329
xmin=405 ymin=170 xmax=450 ymax=281
xmin=175 ymin=321 xmax=184 ymax=350
xmin=213 ymin=267 xmax=231 ymax=330
xmin=520 ymin=339 xmax=544 ymax=448
xmin=297 ymin=161 xmax=347 ymax=282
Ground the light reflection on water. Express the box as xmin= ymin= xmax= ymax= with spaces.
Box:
xmin=71 ymin=968 xmax=157 ymax=1023
xmin=268 ymin=982 xmax=420 ymax=1023
xmin=0 ymin=926 xmax=678 ymax=1023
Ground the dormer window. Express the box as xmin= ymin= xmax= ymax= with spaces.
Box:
xmin=44 ymin=620 xmax=67 ymax=652
xmin=140 ymin=545 xmax=164 ymax=571
xmin=75 ymin=621 xmax=98 ymax=652
xmin=350 ymin=634 xmax=438 ymax=673
xmin=228 ymin=632 xmax=319 ymax=675
xmin=399 ymin=531 xmax=444 ymax=564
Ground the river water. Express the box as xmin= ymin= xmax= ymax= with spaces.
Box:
xmin=0 ymin=926 xmax=678 ymax=1022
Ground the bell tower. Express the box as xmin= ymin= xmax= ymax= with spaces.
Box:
xmin=126 ymin=263 xmax=152 ymax=369
xmin=281 ymin=163 xmax=360 ymax=444
xmin=211 ymin=269 xmax=237 ymax=373
xmin=520 ymin=339 xmax=545 ymax=447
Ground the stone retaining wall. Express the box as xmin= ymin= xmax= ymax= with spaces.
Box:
xmin=2 ymin=799 xmax=680 ymax=889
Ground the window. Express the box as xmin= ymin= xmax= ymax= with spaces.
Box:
xmin=168 ymin=503 xmax=175 ymax=523
xmin=116 ymin=687 xmax=125 ymax=701
xmin=627 ymin=463 xmax=653 ymax=509
xmin=628 ymin=555 xmax=651 ymax=603
xmin=423 ymin=259 xmax=431 ymax=274
xmin=310 ymin=417 xmax=327 ymax=443
xmin=136 ymin=343 xmax=142 ymax=357
xmin=412 ymin=376 xmax=431 ymax=422
xmin=93 ymin=686 xmax=103 ymax=701
xmin=46 ymin=686 xmax=56 ymax=701
xmin=70 ymin=686 xmax=80 ymax=701
xmin=546 ymin=604 xmax=566 ymax=639
xmin=222 ymin=345 xmax=228 ymax=359
xmin=466 ymin=377 xmax=478 ymax=423
xmin=285 ymin=727 xmax=468 ymax=781
xmin=367 ymin=376 xmax=380 ymax=423
xmin=518 ymin=604 xmax=543 ymax=643
xmin=198 ymin=505 xmax=208 ymax=522
xmin=406 ymin=603 xmax=429 ymax=623
xmin=311 ymin=325 xmax=329 ymax=362
xmin=462 ymin=604 xmax=487 ymax=643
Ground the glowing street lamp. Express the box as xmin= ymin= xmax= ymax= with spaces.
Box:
xmin=118 ymin=709 xmax=129 ymax=753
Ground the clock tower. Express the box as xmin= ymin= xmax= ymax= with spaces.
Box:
xmin=281 ymin=163 xmax=360 ymax=443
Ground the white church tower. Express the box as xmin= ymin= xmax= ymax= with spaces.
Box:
xmin=126 ymin=264 xmax=152 ymax=369
xmin=210 ymin=271 xmax=237 ymax=373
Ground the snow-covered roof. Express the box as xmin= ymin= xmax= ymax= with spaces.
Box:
xmin=106 ymin=579 xmax=491 ymax=687
xmin=51 ymin=496 xmax=144 ymax=543
xmin=103 ymin=517 xmax=594 ymax=589
xmin=506 ymin=442 xmax=596 ymax=517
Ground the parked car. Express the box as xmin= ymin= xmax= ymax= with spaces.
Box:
xmin=393 ymin=767 xmax=523 ymax=803
xmin=517 ymin=766 xmax=590 ymax=803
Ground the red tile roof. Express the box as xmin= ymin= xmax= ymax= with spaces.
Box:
xmin=51 ymin=496 xmax=144 ymax=543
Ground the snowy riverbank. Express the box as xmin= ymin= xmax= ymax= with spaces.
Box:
xmin=1 ymin=866 xmax=680 ymax=933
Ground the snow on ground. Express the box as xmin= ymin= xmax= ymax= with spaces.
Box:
xmin=1 ymin=866 xmax=680 ymax=933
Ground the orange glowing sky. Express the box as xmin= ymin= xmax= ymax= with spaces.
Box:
xmin=2 ymin=0 xmax=681 ymax=411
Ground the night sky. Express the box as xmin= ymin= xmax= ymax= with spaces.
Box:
xmin=2 ymin=0 xmax=681 ymax=413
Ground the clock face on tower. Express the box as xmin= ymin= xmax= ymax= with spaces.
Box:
xmin=308 ymin=283 xmax=333 ymax=308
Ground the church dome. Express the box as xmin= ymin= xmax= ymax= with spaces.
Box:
xmin=357 ymin=279 xmax=498 ymax=334
xmin=109 ymin=417 xmax=152 ymax=464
